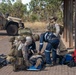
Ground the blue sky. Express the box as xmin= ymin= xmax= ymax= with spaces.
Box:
xmin=22 ymin=0 xmax=31 ymax=10
xmin=22 ymin=0 xmax=31 ymax=4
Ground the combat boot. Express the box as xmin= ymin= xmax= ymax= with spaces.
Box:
xmin=52 ymin=61 xmax=57 ymax=66
xmin=13 ymin=64 xmax=18 ymax=72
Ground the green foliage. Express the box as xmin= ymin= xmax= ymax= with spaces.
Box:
xmin=30 ymin=14 xmax=38 ymax=22
xmin=0 ymin=0 xmax=13 ymax=14
xmin=0 ymin=0 xmax=63 ymax=22
xmin=29 ymin=0 xmax=62 ymax=22
xmin=0 ymin=3 xmax=8 ymax=14
xmin=12 ymin=2 xmax=27 ymax=18
xmin=0 ymin=0 xmax=27 ymax=19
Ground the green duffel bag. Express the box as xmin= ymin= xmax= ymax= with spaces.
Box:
xmin=18 ymin=27 xmax=32 ymax=36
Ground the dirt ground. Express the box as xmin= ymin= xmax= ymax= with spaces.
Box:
xmin=0 ymin=30 xmax=76 ymax=75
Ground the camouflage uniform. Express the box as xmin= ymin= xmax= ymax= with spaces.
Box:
xmin=9 ymin=36 xmax=15 ymax=49
xmin=20 ymin=36 xmax=39 ymax=67
xmin=47 ymin=17 xmax=60 ymax=37
xmin=7 ymin=36 xmax=26 ymax=71
xmin=47 ymin=17 xmax=65 ymax=55
xmin=8 ymin=28 xmax=40 ymax=71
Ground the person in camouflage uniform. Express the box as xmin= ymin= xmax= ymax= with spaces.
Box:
xmin=47 ymin=17 xmax=66 ymax=61
xmin=21 ymin=35 xmax=39 ymax=67
xmin=7 ymin=36 xmax=26 ymax=71
xmin=7 ymin=35 xmax=39 ymax=71
xmin=47 ymin=16 xmax=60 ymax=37
xmin=7 ymin=27 xmax=40 ymax=71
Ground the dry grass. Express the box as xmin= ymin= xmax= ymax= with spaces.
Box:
xmin=24 ymin=22 xmax=46 ymax=32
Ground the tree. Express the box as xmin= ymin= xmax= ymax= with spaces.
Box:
xmin=29 ymin=0 xmax=62 ymax=22
xmin=0 ymin=0 xmax=63 ymax=22
xmin=0 ymin=3 xmax=8 ymax=14
xmin=0 ymin=0 xmax=13 ymax=15
xmin=12 ymin=1 xmax=27 ymax=18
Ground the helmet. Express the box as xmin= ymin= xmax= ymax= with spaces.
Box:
xmin=32 ymin=34 xmax=39 ymax=41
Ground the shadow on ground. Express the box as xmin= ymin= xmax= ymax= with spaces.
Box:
xmin=0 ymin=33 xmax=8 ymax=36
xmin=0 ymin=31 xmax=19 ymax=36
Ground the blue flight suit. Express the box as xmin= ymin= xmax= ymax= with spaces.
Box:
xmin=39 ymin=31 xmax=59 ymax=64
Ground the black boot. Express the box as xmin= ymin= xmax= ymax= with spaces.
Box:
xmin=52 ymin=61 xmax=56 ymax=66
xmin=13 ymin=64 xmax=18 ymax=72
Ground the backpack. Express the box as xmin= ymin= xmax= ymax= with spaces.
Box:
xmin=67 ymin=50 xmax=76 ymax=67
xmin=61 ymin=54 xmax=72 ymax=65
xmin=18 ymin=27 xmax=32 ymax=36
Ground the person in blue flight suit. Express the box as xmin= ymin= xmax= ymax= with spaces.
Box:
xmin=38 ymin=31 xmax=60 ymax=66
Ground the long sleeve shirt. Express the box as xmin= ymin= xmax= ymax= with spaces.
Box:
xmin=39 ymin=32 xmax=57 ymax=51
xmin=54 ymin=23 xmax=60 ymax=37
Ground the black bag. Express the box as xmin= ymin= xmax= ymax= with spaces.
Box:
xmin=56 ymin=55 xmax=64 ymax=65
xmin=67 ymin=59 xmax=76 ymax=67
xmin=0 ymin=54 xmax=7 ymax=67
